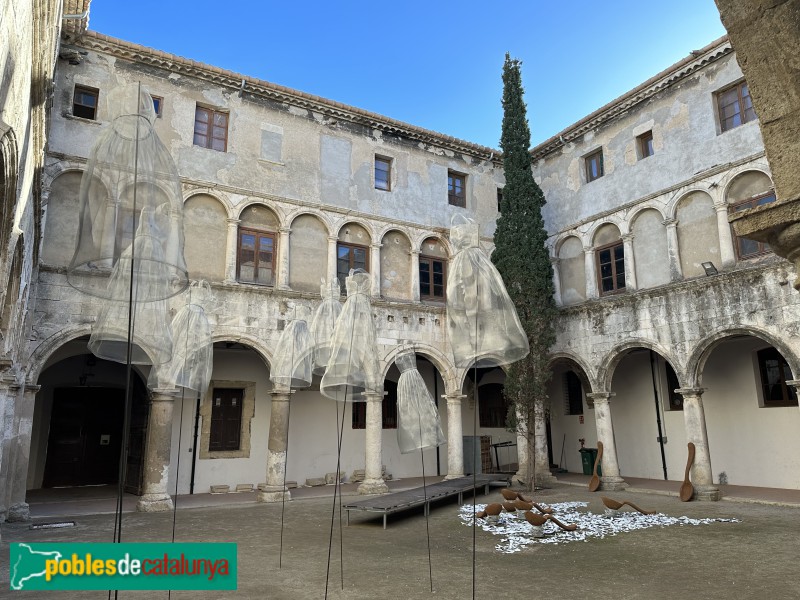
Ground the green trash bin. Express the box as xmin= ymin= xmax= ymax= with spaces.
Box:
xmin=579 ymin=448 xmax=602 ymax=476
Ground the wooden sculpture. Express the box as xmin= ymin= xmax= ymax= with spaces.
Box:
xmin=588 ymin=441 xmax=603 ymax=492
xmin=475 ymin=503 xmax=503 ymax=519
xmin=679 ymin=442 xmax=696 ymax=502
xmin=524 ymin=510 xmax=578 ymax=531
xmin=513 ymin=499 xmax=533 ymax=512
xmin=501 ymin=501 xmax=517 ymax=513
xmin=600 ymin=496 xmax=655 ymax=515
xmin=500 ymin=488 xmax=554 ymax=513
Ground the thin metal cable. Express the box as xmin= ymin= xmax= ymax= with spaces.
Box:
xmin=471 ymin=275 xmax=479 ymax=600
xmin=279 ymin=330 xmax=298 ymax=569
xmin=416 ymin=389 xmax=433 ymax=593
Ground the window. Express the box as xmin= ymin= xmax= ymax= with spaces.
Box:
xmin=564 ymin=371 xmax=583 ymax=416
xmin=731 ymin=192 xmax=776 ymax=259
xmin=665 ymin=363 xmax=683 ymax=411
xmin=336 ymin=242 xmax=369 ymax=294
xmin=73 ymin=85 xmax=99 ymax=120
xmin=585 ymin=149 xmax=604 ymax=182
xmin=448 ymin=171 xmax=466 ymax=207
xmin=717 ymin=81 xmax=756 ymax=132
xmin=596 ymin=240 xmax=625 ymax=294
xmin=497 ymin=188 xmax=504 ymax=212
xmin=352 ymin=381 xmax=398 ymax=429
xmin=637 ymin=131 xmax=654 ymax=159
xmin=419 ymin=255 xmax=446 ymax=300
xmin=237 ymin=228 xmax=276 ymax=285
xmin=151 ymin=95 xmax=163 ymax=117
xmin=478 ymin=383 xmax=508 ymax=428
xmin=209 ymin=388 xmax=244 ymax=451
xmin=757 ymin=348 xmax=798 ymax=407
xmin=375 ymin=156 xmax=391 ymax=191
xmin=194 ymin=105 xmax=228 ymax=152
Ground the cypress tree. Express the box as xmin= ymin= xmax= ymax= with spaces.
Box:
xmin=492 ymin=54 xmax=557 ymax=491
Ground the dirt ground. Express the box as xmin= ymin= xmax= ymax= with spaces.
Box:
xmin=2 ymin=483 xmax=797 ymax=599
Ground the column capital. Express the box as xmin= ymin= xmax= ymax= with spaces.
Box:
xmin=279 ymin=226 xmax=291 ymax=235
xmin=363 ymin=390 xmax=385 ymax=403
xmin=150 ymin=388 xmax=179 ymax=401
xmin=586 ymin=391 xmax=615 ymax=403
xmin=328 ymin=235 xmax=339 ymax=243
xmin=443 ymin=393 xmax=466 ymax=403
xmin=270 ymin=388 xmax=294 ymax=401
xmin=370 ymin=242 xmax=383 ymax=249
xmin=410 ymin=249 xmax=420 ymax=256
xmin=662 ymin=218 xmax=678 ymax=228
xmin=785 ymin=379 xmax=800 ymax=389
xmin=583 ymin=246 xmax=595 ymax=254
xmin=621 ymin=233 xmax=635 ymax=242
xmin=713 ymin=202 xmax=729 ymax=213
xmin=226 ymin=218 xmax=241 ymax=226
xmin=676 ymin=387 xmax=706 ymax=398
xmin=24 ymin=384 xmax=41 ymax=393
xmin=549 ymin=256 xmax=561 ymax=266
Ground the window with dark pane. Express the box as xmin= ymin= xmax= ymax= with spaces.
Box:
xmin=237 ymin=228 xmax=276 ymax=285
xmin=73 ymin=85 xmax=99 ymax=120
xmin=665 ymin=363 xmax=683 ymax=411
xmin=448 ymin=171 xmax=466 ymax=207
xmin=351 ymin=380 xmax=398 ymax=429
xmin=717 ymin=81 xmax=757 ymax=132
xmin=151 ymin=96 xmax=163 ymax=117
xmin=564 ymin=371 xmax=583 ymax=415
xmin=336 ymin=242 xmax=369 ymax=294
xmin=585 ymin=149 xmax=604 ymax=182
xmin=731 ymin=192 xmax=776 ymax=259
xmin=209 ymin=388 xmax=244 ymax=451
xmin=478 ymin=383 xmax=509 ymax=428
xmin=637 ymin=131 xmax=654 ymax=159
xmin=375 ymin=156 xmax=391 ymax=191
xmin=757 ymin=348 xmax=798 ymax=407
xmin=419 ymin=255 xmax=446 ymax=300
xmin=194 ymin=105 xmax=228 ymax=152
xmin=597 ymin=241 xmax=625 ymax=294
xmin=497 ymin=188 xmax=504 ymax=212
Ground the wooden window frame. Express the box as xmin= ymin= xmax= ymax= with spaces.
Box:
xmin=336 ymin=242 xmax=370 ymax=293
xmin=448 ymin=170 xmax=466 ymax=207
xmin=208 ymin=388 xmax=244 ymax=452
xmin=757 ymin=347 xmax=798 ymax=407
xmin=419 ymin=255 xmax=447 ymax=301
xmin=717 ymin=80 xmax=756 ymax=133
xmin=730 ymin=191 xmax=776 ymax=260
xmin=237 ymin=227 xmax=277 ymax=286
xmin=351 ymin=382 xmax=398 ymax=429
xmin=585 ymin=149 xmax=604 ymax=182
xmin=637 ymin=131 xmax=654 ymax=159
xmin=595 ymin=240 xmax=626 ymax=295
xmin=564 ymin=371 xmax=583 ymax=416
xmin=478 ymin=383 xmax=508 ymax=429
xmin=73 ymin=85 xmax=99 ymax=120
xmin=375 ymin=155 xmax=392 ymax=191
xmin=151 ymin=95 xmax=163 ymax=118
xmin=194 ymin=105 xmax=229 ymax=152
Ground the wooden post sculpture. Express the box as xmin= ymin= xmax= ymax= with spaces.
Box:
xmin=588 ymin=441 xmax=603 ymax=492
xmin=679 ymin=442 xmax=696 ymax=502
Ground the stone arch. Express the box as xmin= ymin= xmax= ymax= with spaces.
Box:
xmin=630 ymin=208 xmax=670 ymax=288
xmin=210 ymin=329 xmax=274 ymax=371
xmin=25 ymin=324 xmax=93 ymax=384
xmin=287 ymin=209 xmax=333 ymax=235
xmin=380 ymin=228 xmax=413 ymax=301
xmin=237 ymin=202 xmax=281 ymax=230
xmin=664 ymin=185 xmax=711 ymax=221
xmin=413 ymin=232 xmax=453 ymax=257
xmin=183 ymin=192 xmax=228 ymax=281
xmin=236 ymin=199 xmax=285 ymax=227
xmin=335 ymin=220 xmax=373 ymax=245
xmin=587 ymin=218 xmax=626 ymax=245
xmin=289 ymin=212 xmax=330 ymax=293
xmin=183 ymin=188 xmax=233 ymax=219
xmin=599 ymin=339 xmax=684 ymax=392
xmin=722 ymin=168 xmax=774 ymax=205
xmin=41 ymin=170 xmax=98 ymax=266
xmin=380 ymin=342 xmax=458 ymax=394
xmin=453 ymin=363 xmax=511 ymax=395
xmin=686 ymin=326 xmax=800 ymax=389
xmin=0 ymin=124 xmax=19 ymax=257
xmin=675 ymin=190 xmax=720 ymax=278
xmin=556 ymin=234 xmax=586 ymax=305
xmin=548 ymin=352 xmax=598 ymax=393
xmin=628 ymin=203 xmax=667 ymax=225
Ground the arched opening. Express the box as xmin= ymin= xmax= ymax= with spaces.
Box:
xmin=557 ymin=236 xmax=586 ymax=304
xmin=631 ymin=209 xmax=669 ymax=287
xmin=237 ymin=204 xmax=280 ymax=286
xmin=419 ymin=236 xmax=448 ymax=303
xmin=379 ymin=229 xmax=412 ymax=301
xmin=183 ymin=193 xmax=227 ymax=281
xmin=547 ymin=357 xmax=594 ymax=474
xmin=288 ymin=213 xmax=328 ymax=293
xmin=593 ymin=223 xmax=625 ymax=295
xmin=725 ymin=170 xmax=775 ymax=260
xmin=675 ymin=191 xmax=720 ymax=278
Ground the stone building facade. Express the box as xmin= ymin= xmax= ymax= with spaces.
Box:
xmin=2 ymin=11 xmax=799 ymax=522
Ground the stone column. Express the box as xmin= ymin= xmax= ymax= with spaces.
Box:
xmin=224 ymin=218 xmax=241 ymax=283
xmin=258 ymin=388 xmax=292 ymax=502
xmin=444 ymin=393 xmax=465 ymax=480
xmin=0 ymin=365 xmax=19 ymax=521
xmin=584 ymin=247 xmax=598 ymax=299
xmin=370 ymin=243 xmax=382 ymax=298
xmin=677 ymin=387 xmax=721 ymax=501
xmin=586 ymin=392 xmax=626 ymax=491
xmin=5 ymin=384 xmax=40 ymax=522
xmin=714 ymin=204 xmax=737 ymax=268
xmin=662 ymin=218 xmax=684 ymax=281
xmin=358 ymin=391 xmax=388 ymax=494
xmin=514 ymin=407 xmax=528 ymax=483
xmin=327 ymin=236 xmax=339 ymax=287
xmin=787 ymin=380 xmax=800 ymax=412
xmin=410 ymin=250 xmax=421 ymax=303
xmin=533 ymin=403 xmax=557 ymax=486
xmin=136 ymin=389 xmax=177 ymax=512
xmin=621 ymin=234 xmax=637 ymax=291
xmin=550 ymin=257 xmax=563 ymax=306
xmin=277 ymin=227 xmax=291 ymax=289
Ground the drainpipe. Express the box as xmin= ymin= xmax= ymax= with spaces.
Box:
xmin=649 ymin=350 xmax=668 ymax=480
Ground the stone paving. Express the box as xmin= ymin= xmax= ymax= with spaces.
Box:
xmin=2 ymin=482 xmax=798 ymax=599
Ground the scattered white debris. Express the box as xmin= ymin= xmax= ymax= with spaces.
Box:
xmin=459 ymin=502 xmax=740 ymax=554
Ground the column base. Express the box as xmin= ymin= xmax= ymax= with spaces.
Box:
xmin=534 ymin=472 xmax=559 ymax=487
xmin=599 ymin=476 xmax=628 ymax=491
xmin=694 ymin=484 xmax=722 ymax=501
xmin=136 ymin=493 xmax=174 ymax=513
xmin=6 ymin=502 xmax=30 ymax=522
xmin=357 ymin=478 xmax=388 ymax=495
xmin=257 ymin=484 xmax=291 ymax=503
xmin=444 ymin=473 xmax=465 ymax=481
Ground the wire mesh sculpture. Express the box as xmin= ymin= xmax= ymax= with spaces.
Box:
xmin=319 ymin=269 xmax=380 ymax=402
xmin=446 ymin=214 xmax=528 ymax=368
xmin=395 ymin=348 xmax=445 ymax=454
xmin=310 ymin=278 xmax=343 ymax=376
xmin=270 ymin=304 xmax=314 ymax=389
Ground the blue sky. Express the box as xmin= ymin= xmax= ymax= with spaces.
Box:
xmin=89 ymin=1 xmax=727 ymax=149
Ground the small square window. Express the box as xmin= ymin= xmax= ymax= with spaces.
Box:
xmin=448 ymin=171 xmax=466 ymax=207
xmin=73 ymin=85 xmax=99 ymax=120
xmin=585 ymin=149 xmax=604 ymax=182
xmin=375 ymin=156 xmax=391 ymax=191
xmin=194 ymin=105 xmax=229 ymax=152
xmin=717 ymin=81 xmax=756 ymax=132
xmin=151 ymin=95 xmax=163 ymax=117
xmin=637 ymin=131 xmax=654 ymax=159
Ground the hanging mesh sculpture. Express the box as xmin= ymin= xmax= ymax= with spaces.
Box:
xmin=310 ymin=278 xmax=342 ymax=376
xmin=446 ymin=214 xmax=529 ymax=368
xmin=148 ymin=281 xmax=214 ymax=392
xmin=319 ymin=269 xmax=380 ymax=402
xmin=69 ymin=84 xmax=188 ymax=365
xmin=395 ymin=348 xmax=446 ymax=454
xmin=270 ymin=304 xmax=314 ymax=389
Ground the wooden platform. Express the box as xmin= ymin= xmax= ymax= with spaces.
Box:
xmin=344 ymin=474 xmax=508 ymax=529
